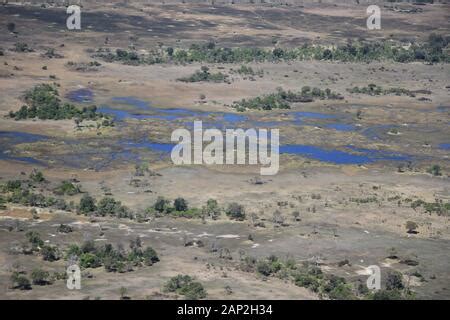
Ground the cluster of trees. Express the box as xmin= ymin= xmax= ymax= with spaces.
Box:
xmin=93 ymin=48 xmax=143 ymax=65
xmin=66 ymin=238 xmax=159 ymax=273
xmin=177 ymin=66 xmax=228 ymax=83
xmin=2 ymin=178 xmax=70 ymax=211
xmin=368 ymin=271 xmax=413 ymax=300
xmin=241 ymin=255 xmax=354 ymax=299
xmin=150 ymin=196 xmax=202 ymax=218
xmin=1 ymin=171 xmax=71 ymax=211
xmin=93 ymin=35 xmax=449 ymax=65
xmin=320 ymin=34 xmax=449 ymax=63
xmin=10 ymin=236 xmax=159 ymax=289
xmin=411 ymin=198 xmax=449 ymax=216
xmin=150 ymin=197 xmax=244 ymax=221
xmin=10 ymin=268 xmax=56 ymax=290
xmin=347 ymin=84 xmax=430 ymax=97
xmin=232 ymin=87 xmax=343 ymax=111
xmin=164 ymin=274 xmax=207 ymax=300
xmin=1 ymin=171 xmax=248 ymax=222
xmin=0 ymin=172 xmax=134 ymax=218
xmin=225 ymin=202 xmax=246 ymax=221
xmin=242 ymin=254 xmax=413 ymax=300
xmin=8 ymin=84 xmax=109 ymax=123
xmin=293 ymin=263 xmax=354 ymax=300
xmin=78 ymin=194 xmax=133 ymax=219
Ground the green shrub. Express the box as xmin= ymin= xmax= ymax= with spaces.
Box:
xmin=29 ymin=169 xmax=45 ymax=183
xmin=256 ymin=255 xmax=283 ymax=276
xmin=294 ymin=273 xmax=321 ymax=292
xmin=97 ymin=197 xmax=125 ymax=216
xmin=57 ymin=224 xmax=73 ymax=233
xmin=41 ymin=245 xmax=60 ymax=262
xmin=11 ymin=272 xmax=31 ymax=290
xmin=154 ymin=196 xmax=170 ymax=213
xmin=25 ymin=231 xmax=44 ymax=250
xmin=203 ymin=199 xmax=221 ymax=219
xmin=225 ymin=203 xmax=245 ymax=221
xmin=142 ymin=247 xmax=159 ymax=266
xmin=179 ymin=281 xmax=207 ymax=300
xmin=31 ymin=268 xmax=51 ymax=285
xmin=427 ymin=165 xmax=442 ymax=176
xmin=53 ymin=180 xmax=81 ymax=196
xmin=323 ymin=275 xmax=355 ymax=300
xmin=79 ymin=252 xmax=102 ymax=268
xmin=65 ymin=244 xmax=81 ymax=258
xmin=164 ymin=275 xmax=207 ymax=299
xmin=79 ymin=194 xmax=96 ymax=214
xmin=4 ymin=180 xmax=22 ymax=192
xmin=174 ymin=197 xmax=188 ymax=212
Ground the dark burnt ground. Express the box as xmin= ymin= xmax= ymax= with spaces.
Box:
xmin=1 ymin=3 xmax=447 ymax=49
xmin=0 ymin=4 xmax=214 ymax=36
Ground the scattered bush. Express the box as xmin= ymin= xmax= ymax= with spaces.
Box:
xmin=256 ymin=256 xmax=283 ymax=277
xmin=347 ymin=84 xmax=424 ymax=97
xmin=71 ymin=240 xmax=159 ymax=272
xmin=411 ymin=199 xmax=449 ymax=216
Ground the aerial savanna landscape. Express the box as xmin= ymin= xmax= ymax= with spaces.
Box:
xmin=0 ymin=0 xmax=449 ymax=300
